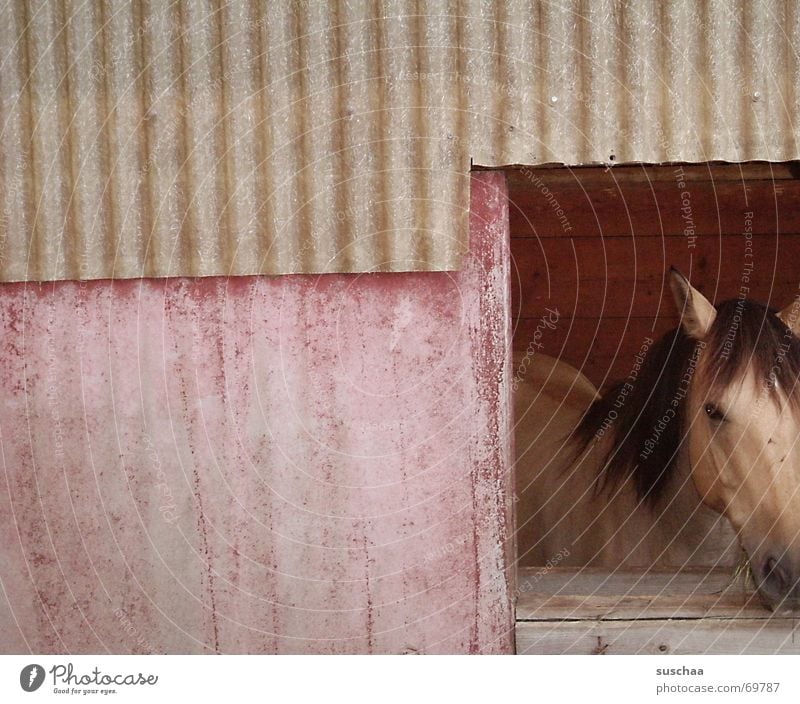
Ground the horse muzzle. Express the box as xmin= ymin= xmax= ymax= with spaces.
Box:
xmin=756 ymin=554 xmax=800 ymax=612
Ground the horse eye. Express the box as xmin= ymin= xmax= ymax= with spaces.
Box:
xmin=705 ymin=403 xmax=726 ymax=421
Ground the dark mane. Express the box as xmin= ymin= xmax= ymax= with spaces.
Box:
xmin=574 ymin=298 xmax=800 ymax=504
xmin=704 ymin=299 xmax=800 ymax=407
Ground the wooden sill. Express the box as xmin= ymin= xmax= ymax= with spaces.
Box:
xmin=515 ymin=567 xmax=800 ymax=655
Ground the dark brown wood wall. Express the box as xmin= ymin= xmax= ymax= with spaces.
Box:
xmin=508 ymin=163 xmax=800 ymax=389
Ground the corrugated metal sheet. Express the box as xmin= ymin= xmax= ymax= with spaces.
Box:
xmin=1 ymin=1 xmax=798 ymax=282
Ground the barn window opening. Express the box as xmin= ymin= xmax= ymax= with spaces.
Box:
xmin=506 ymin=161 xmax=800 ymax=654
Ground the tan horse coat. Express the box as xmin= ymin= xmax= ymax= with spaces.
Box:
xmin=514 ymin=353 xmax=740 ymax=568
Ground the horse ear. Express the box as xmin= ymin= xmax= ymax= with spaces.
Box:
xmin=777 ymin=299 xmax=800 ymax=337
xmin=669 ymin=267 xmax=716 ymax=339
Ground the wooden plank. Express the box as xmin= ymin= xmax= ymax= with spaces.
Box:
xmin=517 ymin=567 xmax=766 ymax=621
xmin=508 ymin=179 xmax=797 ymax=238
xmin=502 ymin=162 xmax=800 ymax=188
xmin=516 ymin=619 xmax=800 ymax=655
xmin=513 ymin=316 xmax=676 ymax=388
xmin=519 ymin=567 xmax=738 ymax=597
xmin=507 ymin=161 xmax=800 ymax=400
xmin=514 ymin=568 xmax=799 ymax=654
xmin=519 ymin=594 xmax=768 ymax=621
xmin=510 ymin=233 xmax=800 ymax=321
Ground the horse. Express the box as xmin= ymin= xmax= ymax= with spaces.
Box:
xmin=514 ymin=267 xmax=800 ymax=611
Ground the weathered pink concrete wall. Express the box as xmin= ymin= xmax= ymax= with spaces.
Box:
xmin=0 ymin=173 xmax=513 ymax=654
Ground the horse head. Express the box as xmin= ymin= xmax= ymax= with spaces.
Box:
xmin=671 ymin=268 xmax=800 ymax=610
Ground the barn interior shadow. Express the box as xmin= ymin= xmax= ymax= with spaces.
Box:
xmin=507 ymin=163 xmax=800 ymax=649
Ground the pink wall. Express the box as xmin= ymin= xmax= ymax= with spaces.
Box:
xmin=0 ymin=173 xmax=513 ymax=654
